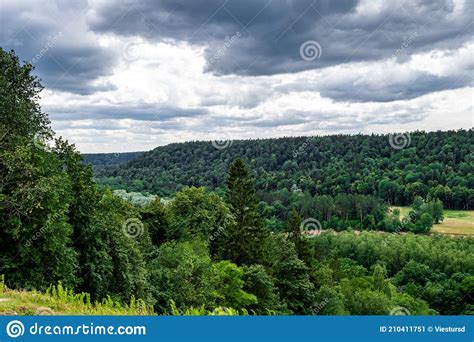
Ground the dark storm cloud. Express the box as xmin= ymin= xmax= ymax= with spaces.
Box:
xmin=2 ymin=0 xmax=472 ymax=106
xmin=0 ymin=0 xmax=115 ymax=95
xmin=89 ymin=0 xmax=473 ymax=76
xmin=46 ymin=103 xmax=208 ymax=121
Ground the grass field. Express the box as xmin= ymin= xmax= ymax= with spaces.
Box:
xmin=391 ymin=206 xmax=474 ymax=236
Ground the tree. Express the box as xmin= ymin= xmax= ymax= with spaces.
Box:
xmin=0 ymin=48 xmax=51 ymax=147
xmin=426 ymin=199 xmax=444 ymax=224
xmin=0 ymin=49 xmax=76 ymax=290
xmin=218 ymin=158 xmax=269 ymax=265
xmin=285 ymin=208 xmax=314 ymax=266
xmin=167 ymin=187 xmax=231 ymax=243
xmin=242 ymin=264 xmax=287 ymax=314
xmin=406 ymin=196 xmax=435 ymax=233
xmin=313 ymin=285 xmax=346 ymax=315
xmin=412 ymin=213 xmax=433 ymax=233
xmin=54 ymin=138 xmax=103 ymax=294
xmin=263 ymin=234 xmax=315 ymax=314
xmin=88 ymin=191 xmax=152 ymax=303
xmin=140 ymin=197 xmax=169 ymax=246
xmin=0 ymin=143 xmax=78 ymax=290
xmin=205 ymin=260 xmax=257 ymax=309
xmin=149 ymin=240 xmax=212 ymax=312
xmin=149 ymin=240 xmax=256 ymax=313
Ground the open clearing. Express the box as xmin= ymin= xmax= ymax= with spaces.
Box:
xmin=391 ymin=206 xmax=474 ymax=236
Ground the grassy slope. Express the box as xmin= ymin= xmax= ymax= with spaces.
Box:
xmin=0 ymin=284 xmax=152 ymax=315
xmin=0 ymin=282 xmax=239 ymax=316
xmin=392 ymin=206 xmax=474 ymax=236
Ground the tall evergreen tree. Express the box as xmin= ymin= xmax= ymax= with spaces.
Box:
xmin=219 ymin=158 xmax=268 ymax=265
xmin=286 ymin=208 xmax=314 ymax=267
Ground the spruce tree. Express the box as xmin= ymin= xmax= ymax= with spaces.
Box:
xmin=220 ymin=158 xmax=268 ymax=265
xmin=286 ymin=208 xmax=314 ymax=267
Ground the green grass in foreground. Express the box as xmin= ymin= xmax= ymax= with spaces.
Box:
xmin=391 ymin=207 xmax=474 ymax=235
xmin=0 ymin=277 xmax=240 ymax=316
xmin=0 ymin=281 xmax=152 ymax=315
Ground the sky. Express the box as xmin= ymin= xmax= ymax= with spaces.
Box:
xmin=1 ymin=0 xmax=473 ymax=153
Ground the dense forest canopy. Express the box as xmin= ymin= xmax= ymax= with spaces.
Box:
xmin=84 ymin=152 xmax=143 ymax=169
xmin=90 ymin=130 xmax=474 ymax=210
xmin=1 ymin=48 xmax=473 ymax=317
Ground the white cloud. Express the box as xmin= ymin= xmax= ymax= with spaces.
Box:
xmin=2 ymin=0 xmax=470 ymax=152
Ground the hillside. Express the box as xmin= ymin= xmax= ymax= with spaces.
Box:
xmin=83 ymin=151 xmax=143 ymax=170
xmin=91 ymin=130 xmax=473 ymax=209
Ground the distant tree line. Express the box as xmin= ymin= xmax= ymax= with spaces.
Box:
xmin=91 ymin=130 xmax=473 ymax=210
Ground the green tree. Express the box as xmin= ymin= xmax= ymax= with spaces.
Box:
xmin=285 ymin=208 xmax=314 ymax=267
xmin=140 ymin=197 xmax=169 ymax=246
xmin=205 ymin=260 xmax=257 ymax=309
xmin=263 ymin=234 xmax=315 ymax=314
xmin=0 ymin=48 xmax=51 ymax=147
xmin=54 ymin=138 xmax=103 ymax=295
xmin=242 ymin=264 xmax=287 ymax=314
xmin=219 ymin=158 xmax=268 ymax=265
xmin=88 ymin=191 xmax=152 ymax=303
xmin=149 ymin=240 xmax=212 ymax=312
xmin=0 ymin=49 xmax=77 ymax=290
xmin=412 ymin=213 xmax=433 ymax=233
xmin=0 ymin=143 xmax=78 ymax=290
xmin=167 ymin=187 xmax=231 ymax=243
xmin=313 ymin=285 xmax=346 ymax=315
xmin=426 ymin=198 xmax=444 ymax=224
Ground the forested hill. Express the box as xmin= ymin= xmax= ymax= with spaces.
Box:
xmin=83 ymin=151 xmax=143 ymax=169
xmin=92 ymin=130 xmax=473 ymax=209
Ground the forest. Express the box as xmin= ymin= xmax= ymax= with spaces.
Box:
xmin=89 ymin=129 xmax=474 ymax=211
xmin=1 ymin=48 xmax=473 ymax=316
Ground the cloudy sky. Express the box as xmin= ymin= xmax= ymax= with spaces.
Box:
xmin=1 ymin=0 xmax=473 ymax=153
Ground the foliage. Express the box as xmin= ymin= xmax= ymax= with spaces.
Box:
xmin=242 ymin=264 xmax=287 ymax=314
xmin=312 ymin=230 xmax=474 ymax=314
xmin=167 ymin=186 xmax=231 ymax=242
xmin=149 ymin=240 xmax=256 ymax=313
xmin=285 ymin=209 xmax=314 ymax=266
xmin=1 ymin=48 xmax=472 ymax=317
xmin=215 ymin=158 xmax=269 ymax=265
xmin=263 ymin=234 xmax=315 ymax=314
xmin=113 ymin=189 xmax=158 ymax=207
xmin=93 ymin=131 xmax=474 ymax=210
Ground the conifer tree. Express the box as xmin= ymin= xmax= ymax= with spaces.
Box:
xmin=220 ymin=158 xmax=268 ymax=265
xmin=286 ymin=208 xmax=314 ymax=267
